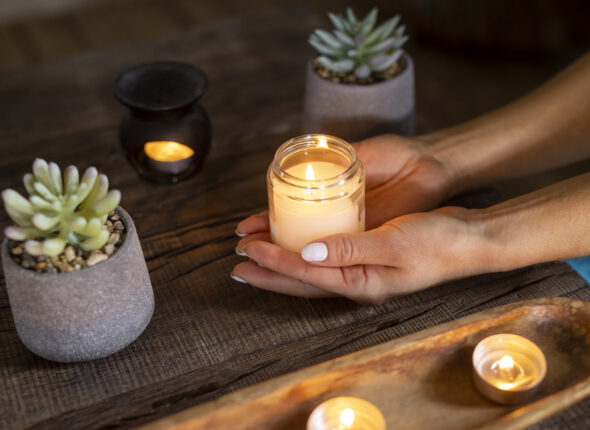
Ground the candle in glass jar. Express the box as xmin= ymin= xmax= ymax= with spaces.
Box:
xmin=472 ymin=334 xmax=546 ymax=404
xmin=267 ymin=135 xmax=365 ymax=252
xmin=307 ymin=396 xmax=386 ymax=430
xmin=144 ymin=141 xmax=194 ymax=175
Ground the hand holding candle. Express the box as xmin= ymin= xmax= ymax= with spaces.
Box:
xmin=232 ymin=134 xmax=482 ymax=303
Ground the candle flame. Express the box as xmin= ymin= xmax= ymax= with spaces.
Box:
xmin=339 ymin=408 xmax=355 ymax=427
xmin=317 ymin=136 xmax=328 ymax=148
xmin=144 ymin=141 xmax=194 ymax=162
xmin=499 ymin=355 xmax=515 ymax=370
xmin=305 ymin=163 xmax=315 ymax=180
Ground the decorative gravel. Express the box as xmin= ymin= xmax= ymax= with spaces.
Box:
xmin=8 ymin=211 xmax=127 ymax=273
xmin=312 ymin=56 xmax=406 ymax=85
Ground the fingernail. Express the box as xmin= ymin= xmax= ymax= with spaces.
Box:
xmin=235 ymin=229 xmax=247 ymax=238
xmin=235 ymin=246 xmax=248 ymax=257
xmin=230 ymin=273 xmax=248 ymax=283
xmin=301 ymin=242 xmax=328 ymax=262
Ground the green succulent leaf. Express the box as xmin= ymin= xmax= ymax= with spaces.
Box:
xmin=2 ymin=189 xmax=33 ymax=215
xmin=334 ymin=30 xmax=355 ymax=45
xmin=23 ymin=173 xmax=36 ymax=196
xmin=30 ymin=195 xmax=56 ymax=211
xmin=24 ymin=240 xmax=44 ymax=256
xmin=32 ymin=159 xmax=53 ymax=192
xmin=5 ymin=205 xmax=32 ymax=227
xmin=88 ymin=190 xmax=121 ymax=217
xmin=361 ymin=8 xmax=378 ymax=35
xmin=81 ymin=174 xmax=108 ymax=210
xmin=4 ymin=226 xmax=43 ymax=241
xmin=80 ymin=230 xmax=109 ymax=252
xmin=328 ymin=13 xmax=346 ymax=32
xmin=314 ymin=29 xmax=343 ymax=49
xmin=42 ymin=238 xmax=66 ymax=256
xmin=355 ymin=64 xmax=371 ymax=79
xmin=1 ymin=158 xmax=122 ymax=257
xmin=310 ymin=9 xmax=407 ymax=79
xmin=32 ymin=213 xmax=60 ymax=231
xmin=370 ymin=50 xmax=403 ymax=71
xmin=309 ymin=38 xmax=341 ymax=56
xmin=64 ymin=165 xmax=80 ymax=197
xmin=48 ymin=162 xmax=63 ymax=195
xmin=81 ymin=218 xmax=102 ymax=237
xmin=317 ymin=56 xmax=354 ymax=73
xmin=346 ymin=8 xmax=358 ymax=25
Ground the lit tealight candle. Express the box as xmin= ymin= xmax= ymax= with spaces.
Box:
xmin=144 ymin=141 xmax=195 ymax=175
xmin=472 ymin=334 xmax=547 ymax=404
xmin=307 ymin=397 xmax=386 ymax=430
xmin=267 ymin=135 xmax=365 ymax=252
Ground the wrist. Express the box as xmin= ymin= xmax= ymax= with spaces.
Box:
xmin=419 ymin=130 xmax=477 ymax=198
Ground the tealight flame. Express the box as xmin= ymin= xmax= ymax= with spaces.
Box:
xmin=339 ymin=408 xmax=355 ymax=428
xmin=144 ymin=141 xmax=194 ymax=162
xmin=306 ymin=163 xmax=315 ymax=180
xmin=499 ymin=355 xmax=515 ymax=370
xmin=317 ymin=136 xmax=328 ymax=149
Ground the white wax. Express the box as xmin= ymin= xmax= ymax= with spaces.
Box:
xmin=271 ymin=161 xmax=364 ymax=252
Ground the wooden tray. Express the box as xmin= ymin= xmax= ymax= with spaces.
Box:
xmin=142 ymin=298 xmax=590 ymax=430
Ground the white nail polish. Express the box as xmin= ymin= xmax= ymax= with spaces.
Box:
xmin=230 ymin=273 xmax=248 ymax=283
xmin=235 ymin=246 xmax=248 ymax=257
xmin=235 ymin=230 xmax=247 ymax=238
xmin=301 ymin=242 xmax=328 ymax=262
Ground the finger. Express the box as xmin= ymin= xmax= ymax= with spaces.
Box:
xmin=236 ymin=211 xmax=269 ymax=236
xmin=300 ymin=225 xmax=399 ymax=267
xmin=243 ymin=240 xmax=355 ymax=295
xmin=236 ymin=232 xmax=272 ymax=256
xmin=231 ymin=261 xmax=335 ymax=298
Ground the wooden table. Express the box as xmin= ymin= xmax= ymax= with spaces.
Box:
xmin=0 ymin=8 xmax=588 ymax=430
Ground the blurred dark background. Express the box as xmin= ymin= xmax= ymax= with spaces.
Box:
xmin=0 ymin=0 xmax=588 ymax=197
xmin=0 ymin=0 xmax=588 ymax=70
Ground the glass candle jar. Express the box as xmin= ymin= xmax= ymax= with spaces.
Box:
xmin=267 ymin=134 xmax=365 ymax=252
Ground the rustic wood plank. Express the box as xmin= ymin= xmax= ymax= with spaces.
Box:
xmin=140 ymin=298 xmax=590 ymax=430
xmin=0 ymin=7 xmax=588 ymax=430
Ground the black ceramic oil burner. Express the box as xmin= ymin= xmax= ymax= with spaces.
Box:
xmin=115 ymin=61 xmax=211 ymax=184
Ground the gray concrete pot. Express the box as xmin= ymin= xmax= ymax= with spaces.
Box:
xmin=1 ymin=207 xmax=154 ymax=363
xmin=302 ymin=53 xmax=415 ymax=142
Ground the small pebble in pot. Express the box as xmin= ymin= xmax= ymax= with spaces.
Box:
xmin=87 ymin=253 xmax=108 ymax=267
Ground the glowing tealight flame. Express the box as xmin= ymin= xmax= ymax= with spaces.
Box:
xmin=144 ymin=141 xmax=194 ymax=162
xmin=317 ymin=136 xmax=328 ymax=149
xmin=339 ymin=408 xmax=355 ymax=428
xmin=306 ymin=163 xmax=315 ymax=180
xmin=499 ymin=355 xmax=515 ymax=370
xmin=491 ymin=354 xmax=523 ymax=385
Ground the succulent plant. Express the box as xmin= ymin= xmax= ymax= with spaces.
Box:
xmin=309 ymin=7 xmax=408 ymax=80
xmin=2 ymin=159 xmax=121 ymax=257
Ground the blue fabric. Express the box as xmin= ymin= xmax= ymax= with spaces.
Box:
xmin=566 ymin=256 xmax=590 ymax=284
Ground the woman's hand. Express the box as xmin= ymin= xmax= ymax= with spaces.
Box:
xmin=232 ymin=207 xmax=489 ymax=304
xmin=236 ymin=133 xmax=455 ymax=236
xmin=353 ymin=134 xmax=454 ymax=228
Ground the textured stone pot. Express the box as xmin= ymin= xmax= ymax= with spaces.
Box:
xmin=1 ymin=207 xmax=154 ymax=363
xmin=302 ymin=53 xmax=415 ymax=142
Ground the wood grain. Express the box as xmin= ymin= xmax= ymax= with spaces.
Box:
xmin=0 ymin=8 xmax=588 ymax=430
xmin=140 ymin=298 xmax=590 ymax=430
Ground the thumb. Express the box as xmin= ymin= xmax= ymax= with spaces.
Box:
xmin=300 ymin=226 xmax=397 ymax=267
